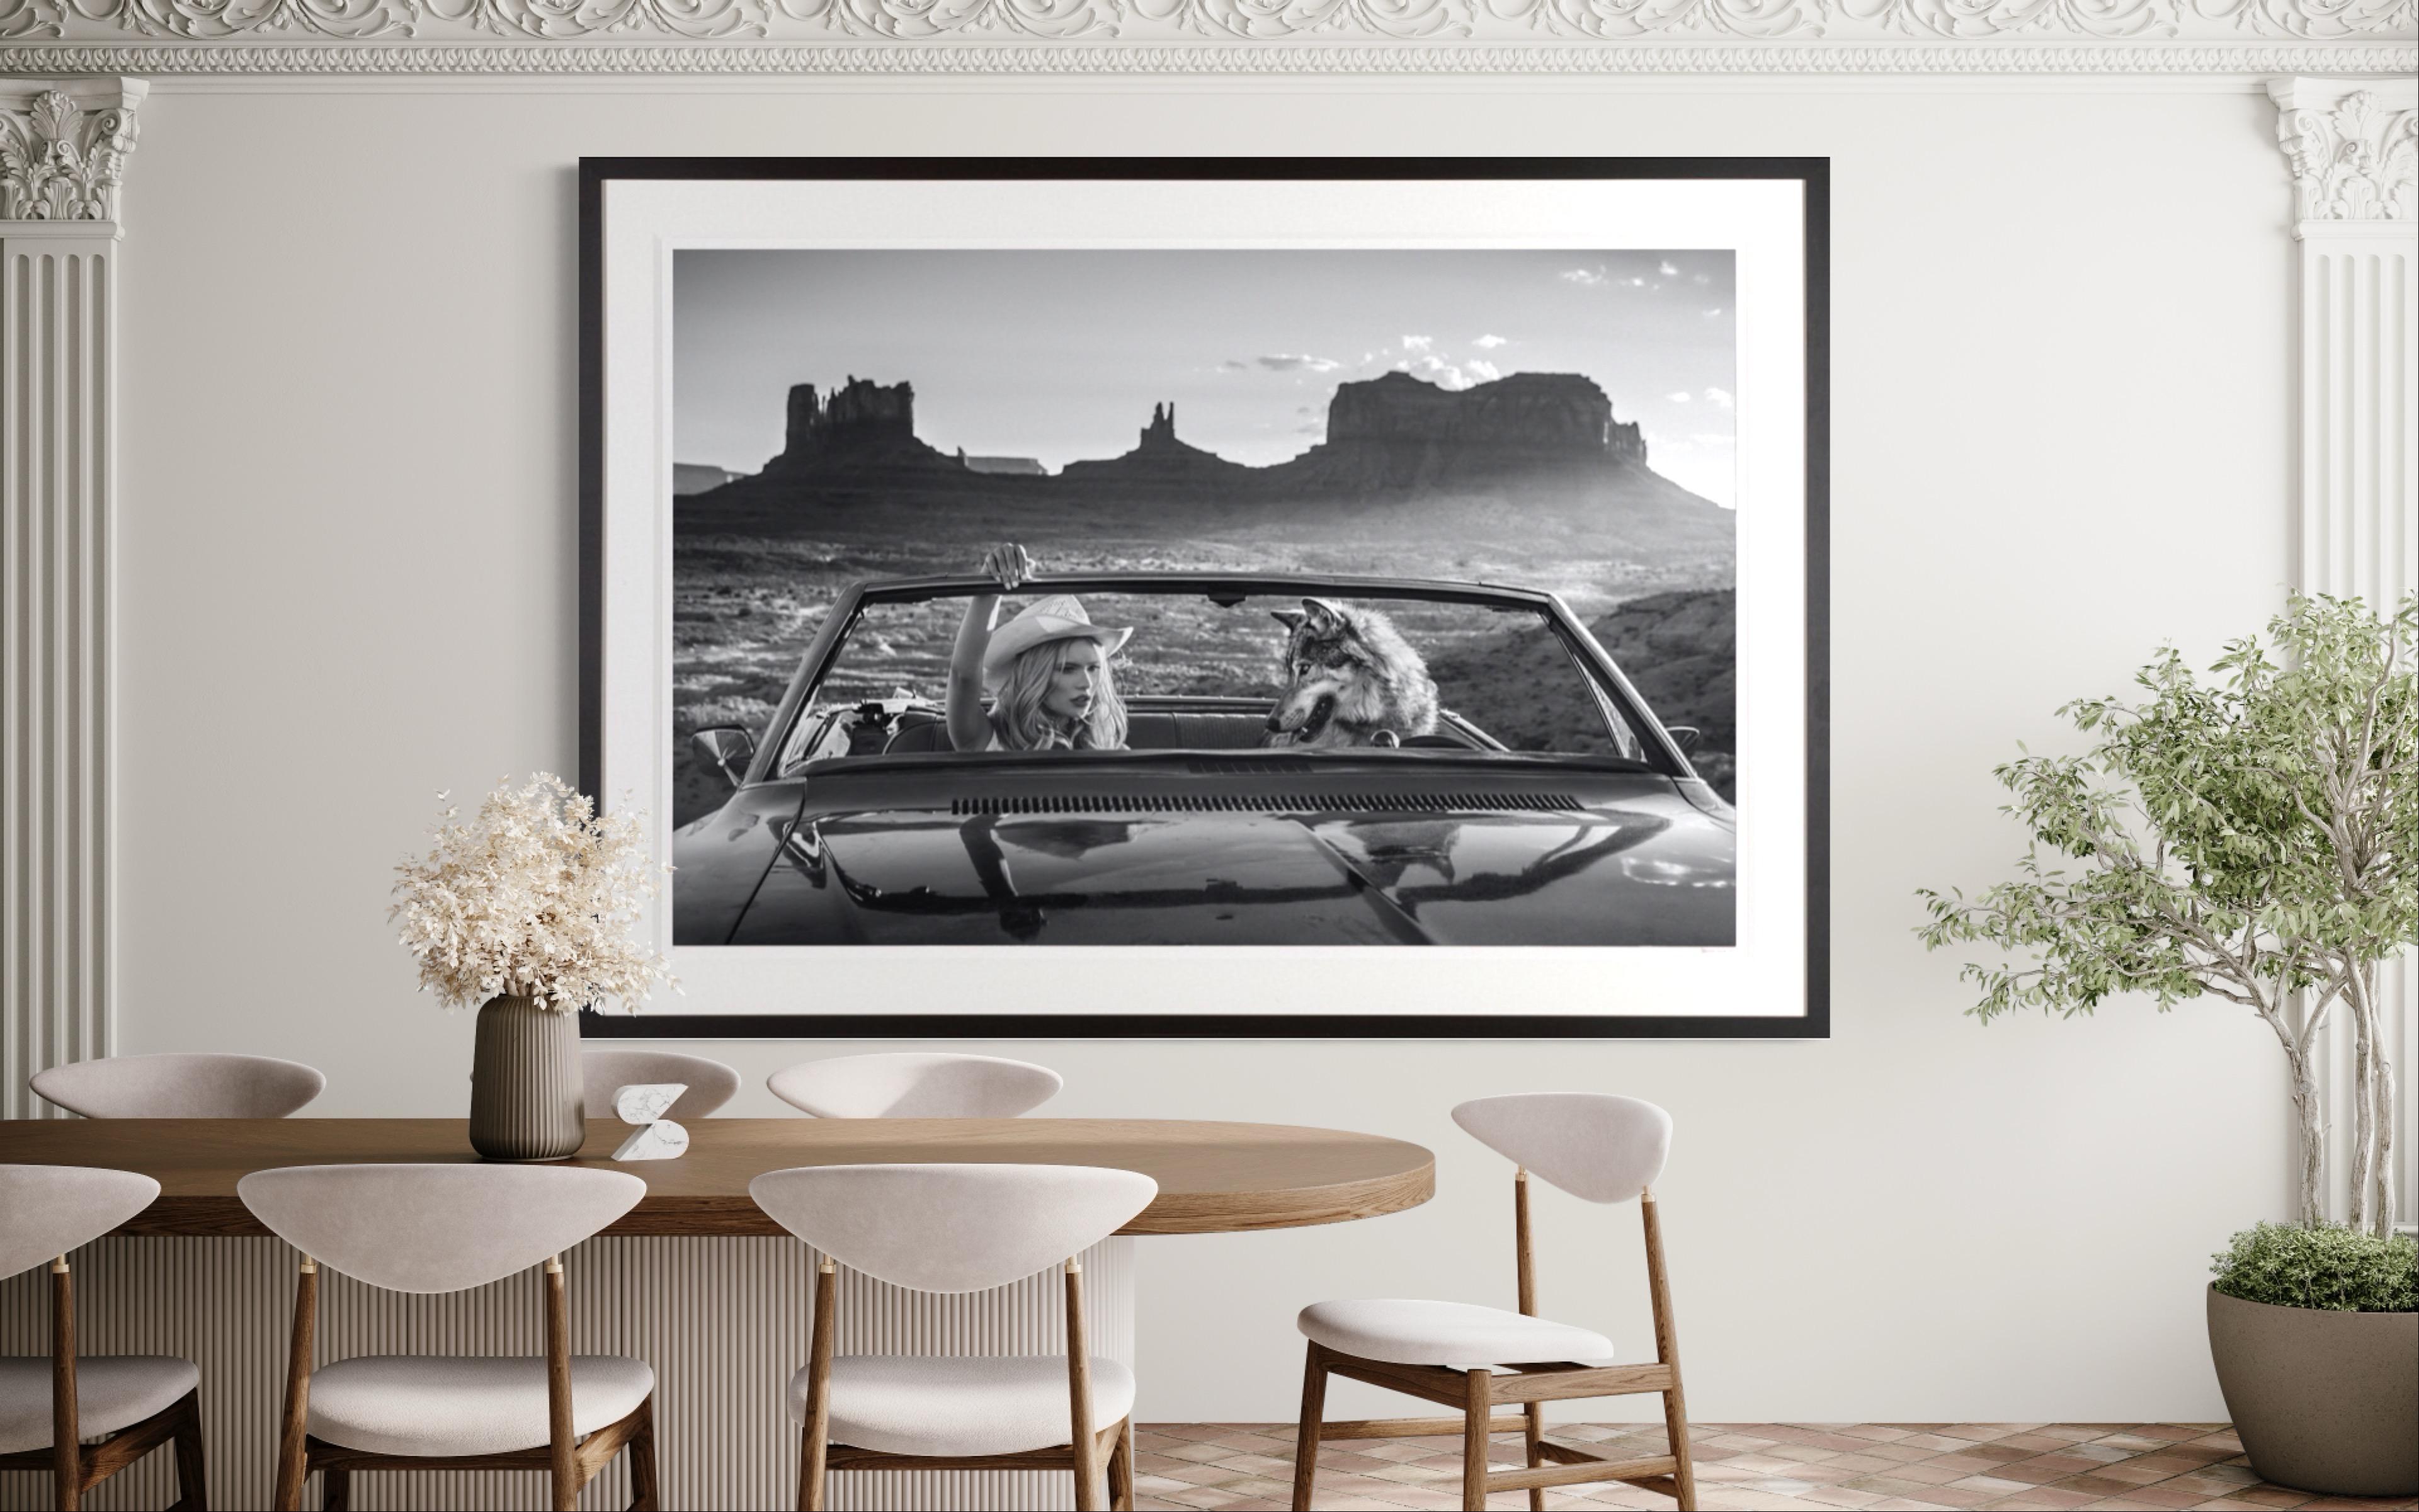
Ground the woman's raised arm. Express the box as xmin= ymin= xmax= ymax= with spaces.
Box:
xmin=946 ymin=543 xmax=1033 ymax=751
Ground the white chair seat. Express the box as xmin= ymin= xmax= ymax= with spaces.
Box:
xmin=787 ymin=1355 xmax=1135 ymax=1457
xmin=0 ymin=1356 xmax=198 ymax=1453
xmin=1299 ymin=1299 xmax=1615 ymax=1367
xmin=305 ymin=1355 xmax=653 ymax=1458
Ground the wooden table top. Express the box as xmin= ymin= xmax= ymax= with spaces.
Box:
xmin=2 ymin=1117 xmax=1434 ymax=1237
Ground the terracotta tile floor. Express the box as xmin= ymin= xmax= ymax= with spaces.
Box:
xmin=1129 ymin=1423 xmax=2419 ymax=1512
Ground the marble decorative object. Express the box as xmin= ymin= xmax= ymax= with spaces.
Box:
xmin=613 ymin=1120 xmax=691 ymax=1161
xmin=611 ymin=1081 xmax=691 ymax=1161
xmin=613 ymin=1082 xmax=686 ymax=1125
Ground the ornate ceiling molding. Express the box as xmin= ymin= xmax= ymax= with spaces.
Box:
xmin=2268 ymin=75 xmax=2416 ymax=220
xmin=0 ymin=76 xmax=140 ymax=221
xmin=0 ymin=40 xmax=2410 ymax=71
xmin=0 ymin=0 xmax=2407 ymax=69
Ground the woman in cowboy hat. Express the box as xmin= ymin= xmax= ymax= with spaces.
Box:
xmin=947 ymin=543 xmax=1135 ymax=753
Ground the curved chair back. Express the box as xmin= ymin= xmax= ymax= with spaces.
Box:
xmin=1451 ymin=1093 xmax=1671 ymax=1202
xmin=237 ymin=1165 xmax=646 ymax=1293
xmin=31 ymin=1053 xmax=326 ymax=1119
xmin=766 ymin=1052 xmax=1062 ymax=1118
xmin=582 ymin=1048 xmax=742 ymax=1121
xmin=0 ymin=1166 xmax=161 ymax=1279
xmin=749 ymin=1163 xmax=1155 ymax=1293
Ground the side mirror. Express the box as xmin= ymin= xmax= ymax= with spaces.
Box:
xmin=1665 ymin=725 xmax=1702 ymax=754
xmin=689 ymin=726 xmax=756 ymax=789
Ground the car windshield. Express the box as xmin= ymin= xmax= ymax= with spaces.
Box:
xmin=770 ymin=586 xmax=1654 ymax=775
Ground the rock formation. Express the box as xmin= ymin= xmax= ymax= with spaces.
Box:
xmin=762 ymin=376 xmax=955 ymax=478
xmin=1058 ymin=399 xmax=1254 ymax=490
xmin=1264 ymin=372 xmax=1647 ymax=496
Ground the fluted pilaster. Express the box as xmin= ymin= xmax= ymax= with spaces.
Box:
xmin=0 ymin=76 xmax=142 ymax=1119
xmin=2267 ymin=75 xmax=2418 ymax=1231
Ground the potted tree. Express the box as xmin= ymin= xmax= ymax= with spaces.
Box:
xmin=1918 ymin=593 xmax=2417 ymax=1497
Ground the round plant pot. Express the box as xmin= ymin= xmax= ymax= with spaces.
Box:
xmin=467 ymin=994 xmax=587 ymax=1161
xmin=2207 ymin=1283 xmax=2418 ymax=1497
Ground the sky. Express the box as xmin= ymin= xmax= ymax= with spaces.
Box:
xmin=674 ymin=248 xmax=1739 ymax=508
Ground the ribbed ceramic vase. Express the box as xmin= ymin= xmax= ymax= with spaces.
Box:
xmin=467 ymin=994 xmax=587 ymax=1161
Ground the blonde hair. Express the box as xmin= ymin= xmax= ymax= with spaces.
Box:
xmin=988 ymin=636 xmax=1128 ymax=751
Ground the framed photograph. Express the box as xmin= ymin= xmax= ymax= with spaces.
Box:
xmin=581 ymin=158 xmax=1827 ymax=1038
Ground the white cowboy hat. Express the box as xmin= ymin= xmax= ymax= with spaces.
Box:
xmin=982 ymin=594 xmax=1134 ymax=690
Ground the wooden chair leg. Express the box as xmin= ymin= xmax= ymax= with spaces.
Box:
xmin=171 ymin=1390 xmax=208 ymax=1512
xmin=319 ymin=1466 xmax=350 ymax=1512
xmin=798 ymin=1420 xmax=828 ymax=1512
xmin=1460 ymin=1369 xmax=1492 ymax=1512
xmin=1108 ymin=1416 xmax=1135 ymax=1512
xmin=1291 ymin=1341 xmax=1326 ymax=1512
xmin=627 ymin=1396 xmax=660 ymax=1512
xmin=1663 ymin=1386 xmax=1697 ymax=1512
xmin=1522 ymin=1399 xmax=1545 ymax=1512
xmin=273 ymin=1261 xmax=316 ymax=1512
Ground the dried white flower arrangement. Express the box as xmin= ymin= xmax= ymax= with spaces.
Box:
xmin=390 ymin=773 xmax=674 ymax=1015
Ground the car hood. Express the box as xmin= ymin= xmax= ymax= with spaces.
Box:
xmin=727 ymin=789 xmax=1733 ymax=946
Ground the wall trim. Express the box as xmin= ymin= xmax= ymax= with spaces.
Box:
xmin=0 ymin=41 xmax=2409 ymax=73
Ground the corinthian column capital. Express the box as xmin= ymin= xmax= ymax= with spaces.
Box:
xmin=2267 ymin=77 xmax=2416 ymax=227
xmin=0 ymin=76 xmax=147 ymax=225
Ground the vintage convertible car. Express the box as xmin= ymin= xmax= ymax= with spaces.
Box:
xmin=675 ymin=572 xmax=1733 ymax=946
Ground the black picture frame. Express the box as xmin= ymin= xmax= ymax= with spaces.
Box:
xmin=579 ymin=156 xmax=1830 ymax=1042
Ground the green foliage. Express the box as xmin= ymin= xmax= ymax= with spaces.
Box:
xmin=2211 ymin=1221 xmax=2419 ymax=1312
xmin=1916 ymin=593 xmax=2418 ymax=1023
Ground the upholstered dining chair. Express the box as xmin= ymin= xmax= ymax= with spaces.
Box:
xmin=0 ymin=1165 xmax=207 ymax=1511
xmin=1291 ymin=1093 xmax=1697 ymax=1512
xmin=31 ymin=1053 xmax=326 ymax=1120
xmin=581 ymin=1048 xmax=743 ymax=1122
xmin=748 ymin=1162 xmax=1157 ymax=1512
xmin=766 ymin=1052 xmax=1062 ymax=1118
xmin=237 ymin=1164 xmax=657 ymax=1512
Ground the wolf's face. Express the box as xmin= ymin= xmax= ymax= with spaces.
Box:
xmin=1263 ymin=598 xmax=1440 ymax=748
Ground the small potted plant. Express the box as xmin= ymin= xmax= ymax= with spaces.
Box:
xmin=392 ymin=774 xmax=674 ymax=1161
xmin=1919 ymin=593 xmax=2416 ymax=1496
xmin=2207 ymin=1222 xmax=2416 ymax=1496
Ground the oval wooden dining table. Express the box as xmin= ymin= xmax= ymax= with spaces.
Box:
xmin=1 ymin=1117 xmax=1433 ymax=1512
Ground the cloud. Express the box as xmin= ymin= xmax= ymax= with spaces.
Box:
xmin=1254 ymin=353 xmax=1341 ymax=373
xmin=1472 ymin=334 xmax=1509 ymax=349
xmin=1560 ymin=267 xmax=1607 ymax=287
xmin=1394 ymin=351 xmax=1488 ymax=391
xmin=1628 ymin=276 xmax=1649 ymax=288
xmin=1658 ymin=260 xmax=1679 ymax=277
xmin=1702 ymin=307 xmax=1726 ymax=319
xmin=1401 ymin=334 xmax=1435 ymax=353
xmin=1704 ymin=387 xmax=1734 ymax=409
xmin=1466 ymin=358 xmax=1501 ymax=383
xmin=1219 ymin=359 xmax=1249 ymax=372
xmin=1666 ymin=392 xmax=1692 ymax=404
xmin=1693 ymin=273 xmax=1711 ymax=285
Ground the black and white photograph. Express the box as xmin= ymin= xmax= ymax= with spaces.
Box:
xmin=667 ymin=247 xmax=1742 ymax=949
xmin=586 ymin=161 xmax=1823 ymax=1032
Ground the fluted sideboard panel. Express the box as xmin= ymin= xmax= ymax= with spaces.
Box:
xmin=0 ymin=1235 xmax=1136 ymax=1511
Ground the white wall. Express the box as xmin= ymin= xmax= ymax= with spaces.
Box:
xmin=118 ymin=80 xmax=2295 ymax=1423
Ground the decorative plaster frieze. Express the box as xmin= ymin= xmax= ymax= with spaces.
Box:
xmin=2269 ymin=76 xmax=2417 ymax=220
xmin=0 ymin=77 xmax=140 ymax=222
xmin=0 ymin=0 xmax=2408 ymax=65
xmin=0 ymin=38 xmax=2410 ymax=68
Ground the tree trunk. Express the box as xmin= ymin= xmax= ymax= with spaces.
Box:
xmin=2350 ymin=963 xmax=2398 ymax=1239
xmin=2287 ymin=1042 xmax=2325 ymax=1229
xmin=2348 ymin=981 xmax=2377 ymax=1234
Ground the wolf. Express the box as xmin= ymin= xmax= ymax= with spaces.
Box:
xmin=1262 ymin=597 xmax=1440 ymax=749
